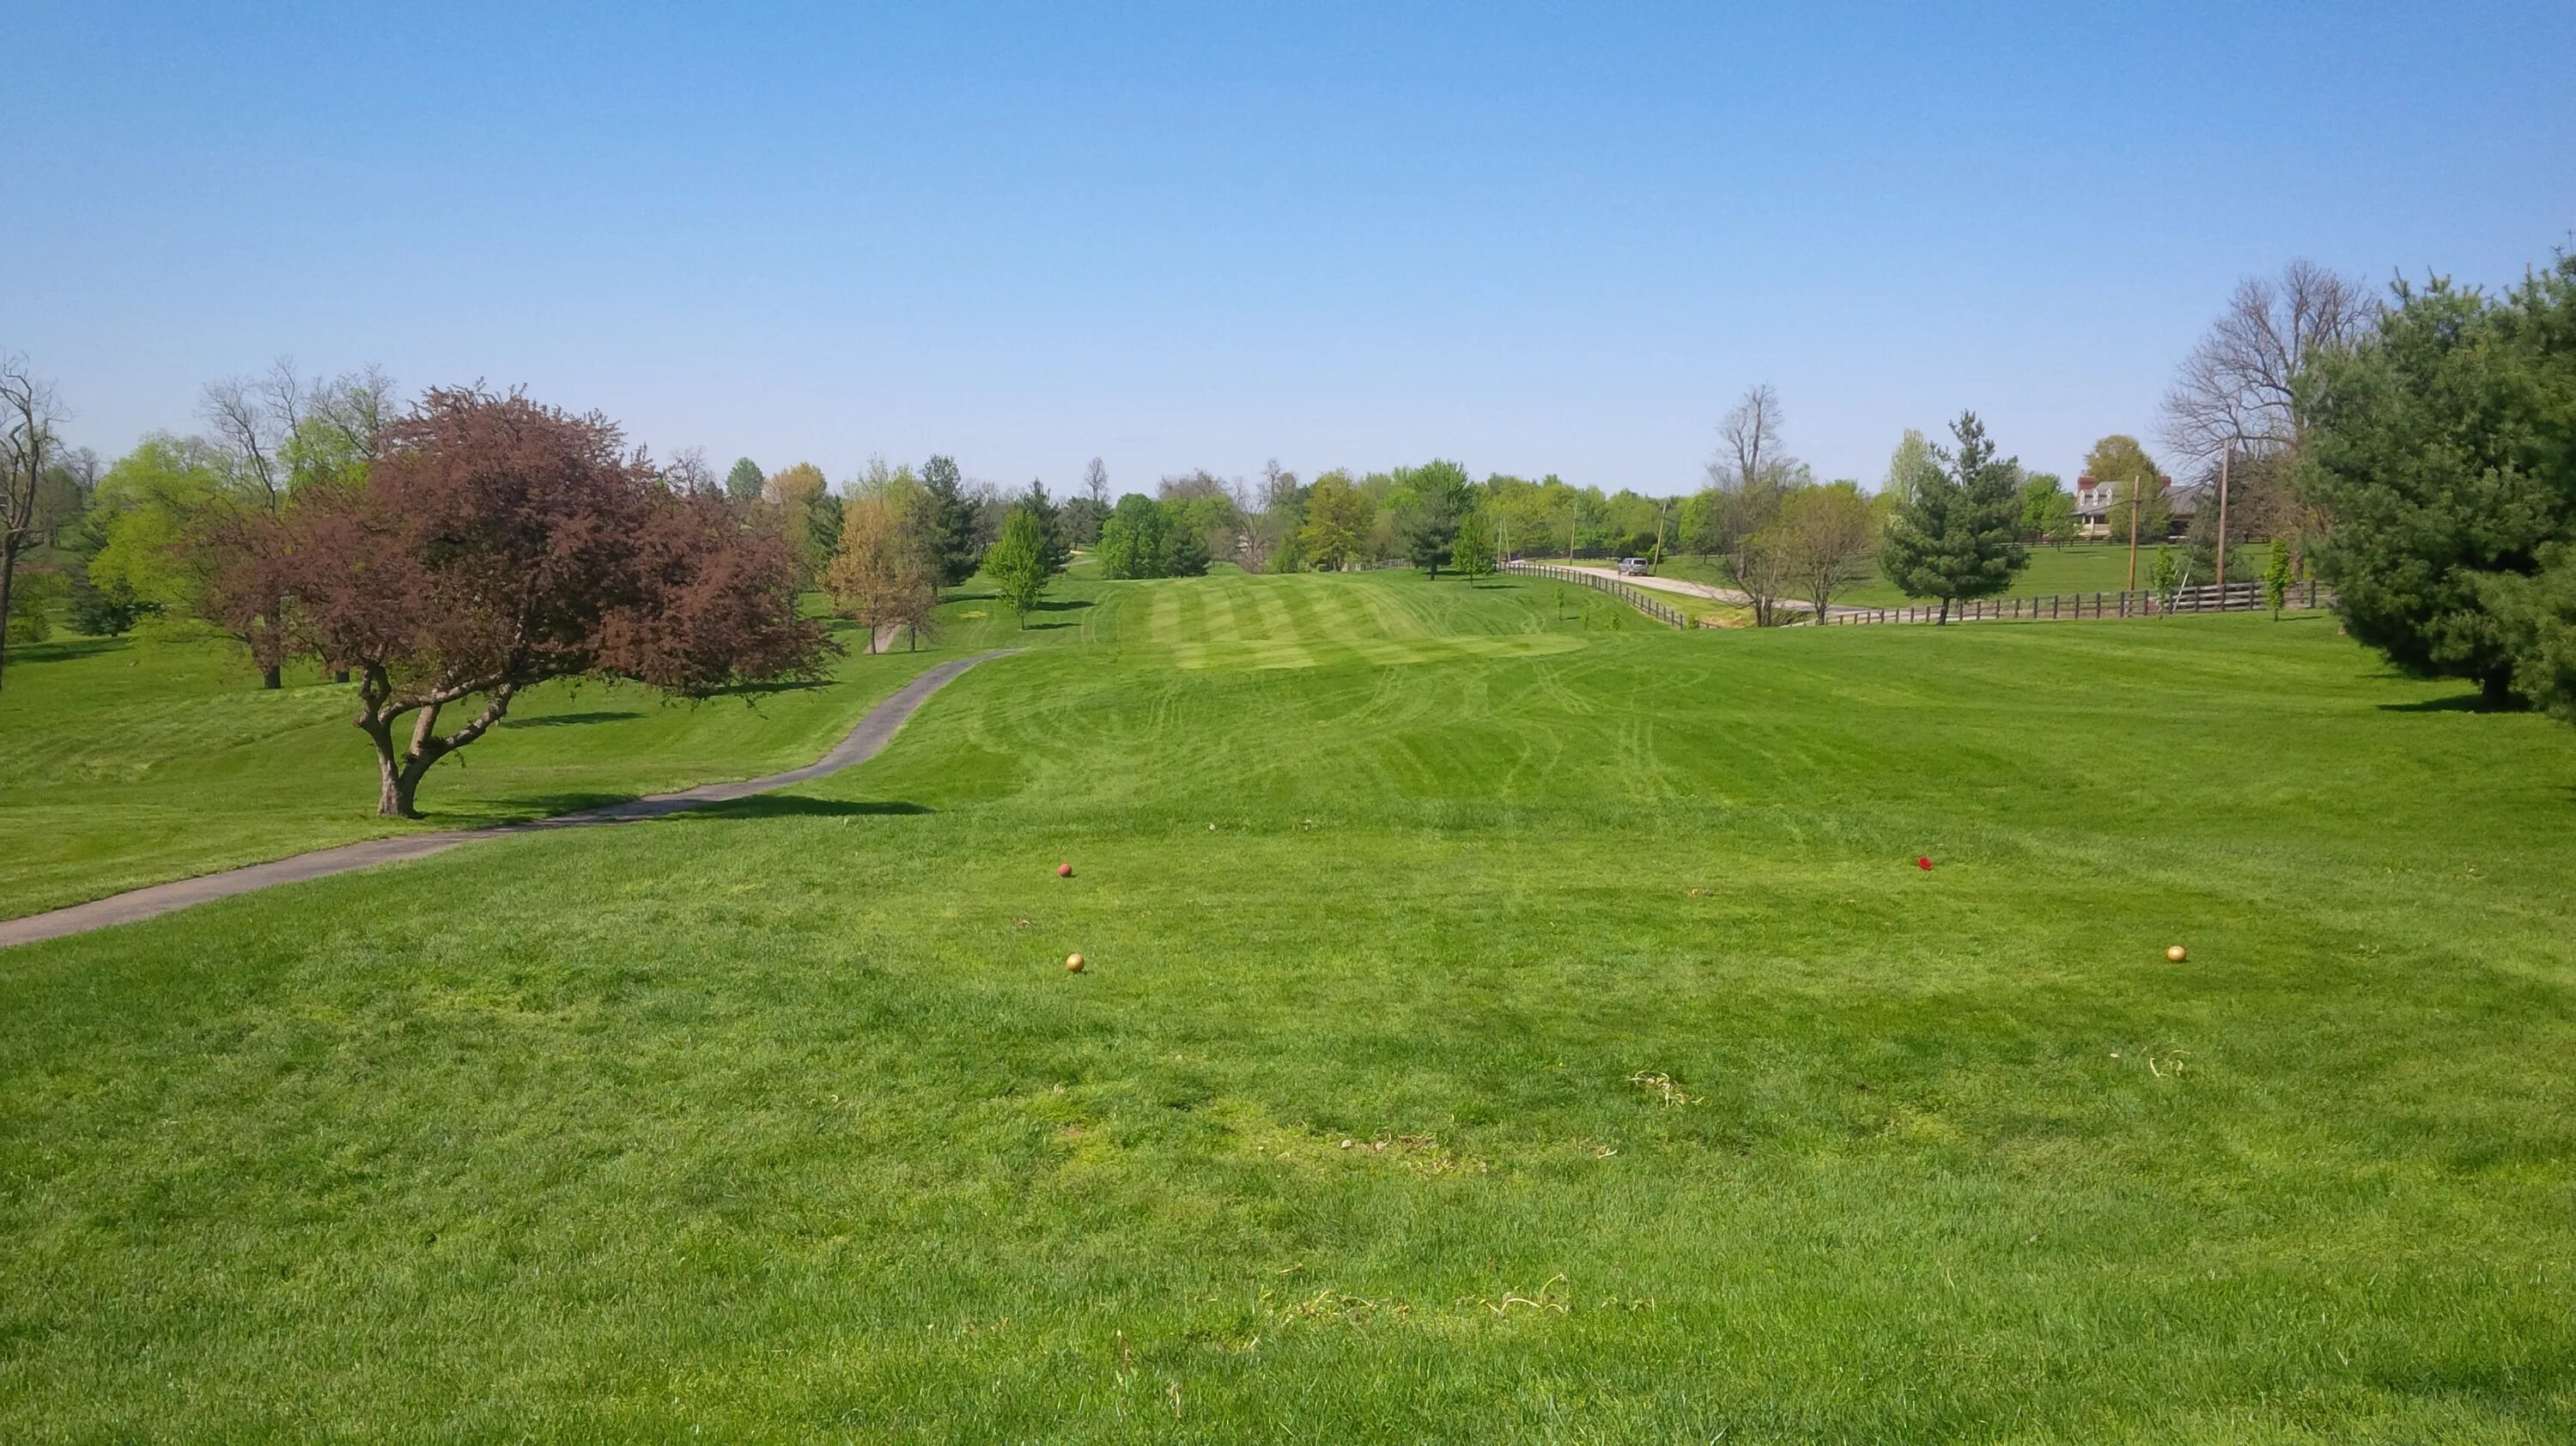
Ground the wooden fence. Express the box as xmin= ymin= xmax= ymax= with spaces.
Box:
xmin=1499 ymin=561 xmax=1693 ymax=628
xmin=1825 ymin=579 xmax=2333 ymax=625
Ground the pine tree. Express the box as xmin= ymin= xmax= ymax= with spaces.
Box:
xmin=919 ymin=455 xmax=981 ymax=589
xmin=1019 ymin=479 xmax=1071 ymax=574
xmin=1166 ymin=512 xmax=1211 ymax=576
xmin=724 ymin=457 xmax=764 ymax=506
xmin=1880 ymin=411 xmax=2028 ymax=623
xmin=2306 ymin=256 xmax=2576 ymax=712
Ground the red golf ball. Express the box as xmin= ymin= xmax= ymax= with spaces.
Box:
xmin=1057 ymin=862 xmax=1073 ymax=878
xmin=1916 ymin=856 xmax=1932 ymax=871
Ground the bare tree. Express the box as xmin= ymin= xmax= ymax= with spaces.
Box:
xmin=193 ymin=361 xmax=395 ymax=686
xmin=1237 ymin=459 xmax=1302 ymax=572
xmin=2161 ymin=259 xmax=2376 ymax=465
xmin=1716 ymin=383 xmax=1788 ymax=492
xmin=1 ymin=355 xmax=68 ymax=690
xmin=1705 ymin=384 xmax=1801 ymax=586
xmin=1082 ymin=457 xmax=1109 ymax=508
xmin=665 ymin=446 xmax=717 ymax=496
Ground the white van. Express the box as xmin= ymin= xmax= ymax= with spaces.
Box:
xmin=1617 ymin=556 xmax=1650 ymax=576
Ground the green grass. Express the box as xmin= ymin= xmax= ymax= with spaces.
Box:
xmin=1585 ymin=544 xmax=2162 ymax=608
xmin=5 ymin=568 xmax=2574 ymax=1441
xmin=0 ymin=614 xmax=963 ymax=919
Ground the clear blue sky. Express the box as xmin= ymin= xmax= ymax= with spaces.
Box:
xmin=7 ymin=1 xmax=2572 ymax=495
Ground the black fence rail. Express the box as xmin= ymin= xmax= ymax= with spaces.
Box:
xmin=1826 ymin=579 xmax=2334 ymax=626
xmin=1500 ymin=561 xmax=1693 ymax=628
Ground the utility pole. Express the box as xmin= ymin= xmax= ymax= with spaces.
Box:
xmin=2214 ymin=447 xmax=2232 ymax=593
xmin=2125 ymin=476 xmax=2142 ymax=592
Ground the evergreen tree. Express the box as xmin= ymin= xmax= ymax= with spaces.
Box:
xmin=1019 ymin=479 xmax=1071 ymax=573
xmin=919 ymin=454 xmax=981 ymax=588
xmin=1166 ymin=510 xmax=1211 ymax=576
xmin=2305 ymin=256 xmax=2576 ymax=712
xmin=724 ymin=457 xmax=765 ymax=506
xmin=1879 ymin=411 xmax=2028 ymax=623
xmin=985 ymin=505 xmax=1053 ymax=626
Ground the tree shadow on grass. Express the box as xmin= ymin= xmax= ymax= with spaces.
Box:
xmin=501 ymin=710 xmax=644 ymax=728
xmin=718 ymin=678 xmax=835 ymax=696
xmin=1033 ymin=597 xmax=1096 ymax=612
xmin=2379 ymin=693 xmax=2526 ymax=714
xmin=679 ymin=796 xmax=932 ymax=820
xmin=20 ymin=635 xmax=129 ymax=664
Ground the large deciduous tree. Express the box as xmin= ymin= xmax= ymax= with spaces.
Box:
xmin=1880 ymin=412 xmax=2028 ymax=622
xmin=1 ymin=355 xmax=69 ymax=690
xmin=1097 ymin=493 xmax=1173 ymax=579
xmin=2304 ymin=257 xmax=2576 ymax=713
xmin=1772 ymin=480 xmax=1875 ymax=617
xmin=2018 ymin=471 xmax=2074 ymax=545
xmin=205 ymin=386 xmax=829 ymax=817
xmin=2163 ymin=258 xmax=2377 ymax=465
xmin=2086 ymin=434 xmax=2167 ymax=586
xmin=1296 ymin=470 xmax=1368 ymax=570
xmin=826 ymin=477 xmax=940 ymax=653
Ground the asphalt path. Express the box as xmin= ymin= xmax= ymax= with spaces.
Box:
xmin=0 ymin=649 xmax=1015 ymax=950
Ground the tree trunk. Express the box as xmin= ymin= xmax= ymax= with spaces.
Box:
xmin=0 ymin=545 xmax=17 ymax=692
xmin=377 ymin=755 xmax=422 ymax=818
xmin=1936 ymin=597 xmax=1951 ymax=625
xmin=262 ymin=664 xmax=283 ymax=690
xmin=2482 ymin=671 xmax=2519 ymax=710
xmin=360 ymin=717 xmax=420 ymax=818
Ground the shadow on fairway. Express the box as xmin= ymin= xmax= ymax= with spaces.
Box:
xmin=1033 ymin=598 xmax=1096 ymax=612
xmin=680 ymin=795 xmax=932 ymax=820
xmin=19 ymin=636 xmax=130 ymax=664
xmin=501 ymin=710 xmax=646 ymax=728
xmin=2379 ymin=693 xmax=2527 ymax=714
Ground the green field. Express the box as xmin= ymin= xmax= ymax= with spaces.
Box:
xmin=5 ymin=567 xmax=2573 ymax=1441
xmin=1583 ymin=544 xmax=2176 ymax=608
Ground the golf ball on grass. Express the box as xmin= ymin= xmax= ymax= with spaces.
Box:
xmin=1066 ymin=953 xmax=1084 ymax=973
xmin=1057 ymin=862 xmax=1073 ymax=878
xmin=2166 ymin=945 xmax=2188 ymax=963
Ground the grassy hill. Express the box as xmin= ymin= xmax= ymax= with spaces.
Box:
xmin=1577 ymin=543 xmax=2193 ymax=608
xmin=4 ymin=567 xmax=2573 ymax=1441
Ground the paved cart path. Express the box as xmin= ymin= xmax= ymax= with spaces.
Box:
xmin=0 ymin=650 xmax=1016 ymax=951
xmin=1551 ymin=565 xmax=1868 ymax=617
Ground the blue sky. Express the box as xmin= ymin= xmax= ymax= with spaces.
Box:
xmin=6 ymin=1 xmax=2573 ymax=495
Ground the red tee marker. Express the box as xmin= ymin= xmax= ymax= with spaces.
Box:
xmin=1057 ymin=862 xmax=1073 ymax=878
xmin=1915 ymin=856 xmax=1933 ymax=871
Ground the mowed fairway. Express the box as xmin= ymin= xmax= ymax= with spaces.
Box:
xmin=4 ymin=568 xmax=2575 ymax=1442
